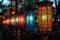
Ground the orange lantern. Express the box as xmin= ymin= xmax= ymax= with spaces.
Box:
xmin=38 ymin=1 xmax=53 ymax=32
xmin=3 ymin=18 xmax=10 ymax=25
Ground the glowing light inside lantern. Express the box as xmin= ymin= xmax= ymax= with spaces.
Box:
xmin=15 ymin=17 xmax=18 ymax=22
xmin=42 ymin=15 xmax=47 ymax=20
xmin=5 ymin=19 xmax=10 ymax=24
xmin=30 ymin=15 xmax=34 ymax=22
xmin=38 ymin=5 xmax=52 ymax=31
xmin=3 ymin=14 xmax=25 ymax=29
xmin=3 ymin=19 xmax=10 ymax=25
xmin=10 ymin=16 xmax=14 ymax=26
xmin=25 ymin=11 xmax=35 ymax=31
xmin=3 ymin=20 xmax=6 ymax=24
xmin=18 ymin=14 xmax=25 ymax=28
xmin=12 ymin=11 xmax=16 ymax=15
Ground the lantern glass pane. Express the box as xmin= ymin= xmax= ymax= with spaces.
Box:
xmin=25 ymin=11 xmax=35 ymax=31
xmin=10 ymin=16 xmax=14 ymax=26
xmin=14 ymin=15 xmax=18 ymax=26
xmin=38 ymin=5 xmax=52 ymax=31
xmin=18 ymin=14 xmax=25 ymax=28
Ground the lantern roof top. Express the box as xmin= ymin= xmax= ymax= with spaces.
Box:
xmin=35 ymin=1 xmax=53 ymax=5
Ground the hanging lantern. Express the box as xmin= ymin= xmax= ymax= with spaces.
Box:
xmin=3 ymin=14 xmax=25 ymax=29
xmin=25 ymin=10 xmax=35 ymax=31
xmin=38 ymin=1 xmax=53 ymax=32
xmin=18 ymin=14 xmax=25 ymax=28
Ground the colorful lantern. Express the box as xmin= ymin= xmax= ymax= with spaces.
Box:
xmin=10 ymin=16 xmax=15 ymax=26
xmin=18 ymin=14 xmax=25 ymax=28
xmin=38 ymin=1 xmax=53 ymax=32
xmin=14 ymin=15 xmax=18 ymax=26
xmin=3 ymin=14 xmax=25 ymax=29
xmin=25 ymin=10 xmax=35 ymax=31
xmin=3 ymin=18 xmax=10 ymax=25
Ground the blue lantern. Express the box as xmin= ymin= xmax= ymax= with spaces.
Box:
xmin=25 ymin=10 xmax=35 ymax=31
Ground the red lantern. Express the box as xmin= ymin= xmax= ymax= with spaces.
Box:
xmin=18 ymin=14 xmax=25 ymax=28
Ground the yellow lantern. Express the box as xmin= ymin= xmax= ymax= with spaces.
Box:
xmin=38 ymin=1 xmax=53 ymax=32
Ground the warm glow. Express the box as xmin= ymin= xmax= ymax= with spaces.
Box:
xmin=52 ymin=18 xmax=54 ymax=21
xmin=36 ymin=20 xmax=38 ymax=23
xmin=18 ymin=14 xmax=25 ymax=28
xmin=38 ymin=5 xmax=52 ymax=31
xmin=11 ymin=16 xmax=14 ymax=25
xmin=3 ymin=14 xmax=25 ymax=28
xmin=3 ymin=19 xmax=10 ymax=25
xmin=3 ymin=20 xmax=6 ymax=24
xmin=21 ymin=15 xmax=25 ymax=22
xmin=12 ymin=11 xmax=16 ymax=15
xmin=5 ymin=19 xmax=10 ymax=24
xmin=42 ymin=15 xmax=47 ymax=20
